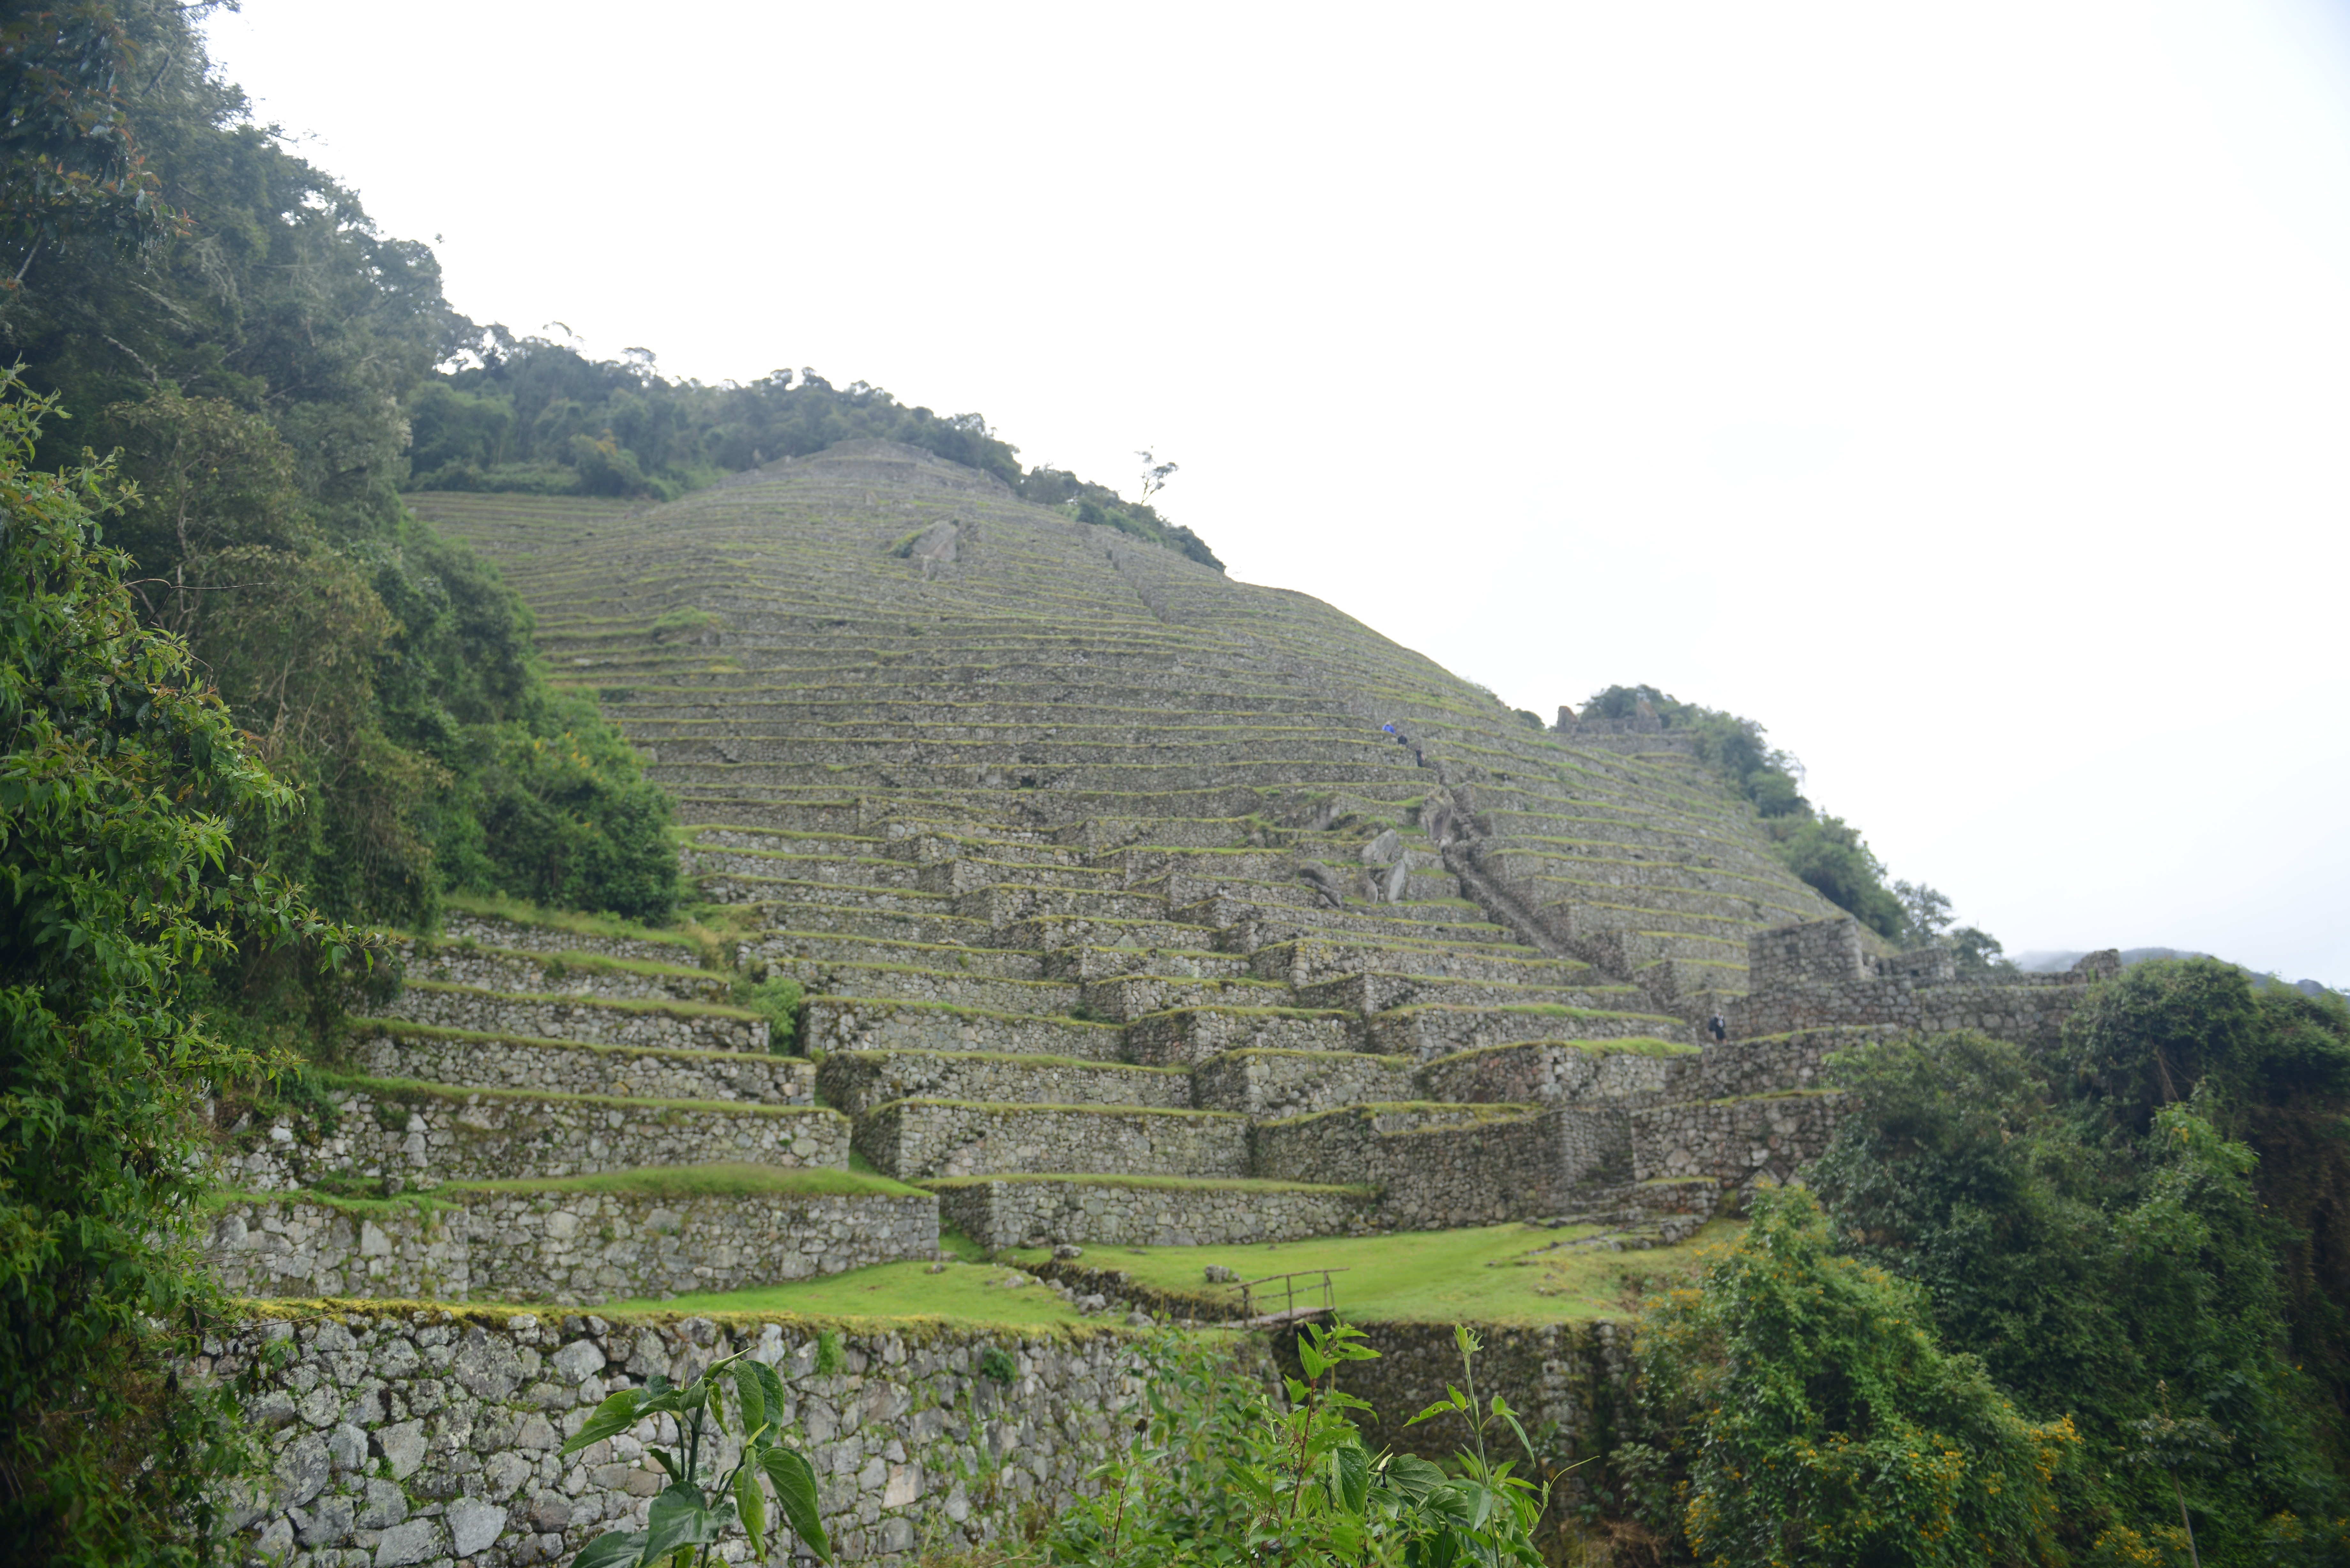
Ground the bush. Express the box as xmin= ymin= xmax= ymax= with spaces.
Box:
xmin=1627 ymin=1187 xmax=2077 ymax=1566
xmin=0 ymin=380 xmax=350 ymax=1563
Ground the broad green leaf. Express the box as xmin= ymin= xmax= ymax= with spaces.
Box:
xmin=1383 ymin=1454 xmax=1450 ymax=1502
xmin=1405 ymin=1398 xmax=1462 ymax=1429
xmin=735 ymin=1460 xmax=769 ymax=1559
xmin=1333 ymin=1441 xmax=1369 ymax=1514
xmin=753 ymin=1359 xmax=788 ymax=1430
xmin=561 ymin=1389 xmax=645 ymax=1456
xmin=643 ymin=1481 xmax=720 ymax=1561
xmin=733 ymin=1359 xmax=766 ymax=1436
xmin=760 ymin=1446 xmax=832 ymax=1564
xmin=571 ymin=1529 xmax=648 ymax=1568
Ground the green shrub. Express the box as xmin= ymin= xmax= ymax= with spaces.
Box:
xmin=0 ymin=380 xmax=352 ymax=1564
xmin=741 ymin=976 xmax=804 ymax=1053
xmin=1625 ymin=1187 xmax=2076 ymax=1566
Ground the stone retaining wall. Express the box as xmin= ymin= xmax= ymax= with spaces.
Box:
xmin=931 ymin=1177 xmax=1377 ymax=1248
xmin=219 ymin=1088 xmax=847 ymax=1191
xmin=1630 ymin=1090 xmax=1846 ymax=1187
xmin=1415 ymin=1040 xmax=1694 ymax=1105
xmin=436 ymin=914 xmax=706 ymax=969
xmin=1731 ymin=916 xmax=2116 ymax=1049
xmin=206 ymin=1190 xmax=936 ymax=1303
xmin=382 ymin=983 xmax=764 ymax=1052
xmin=1251 ymin=1105 xmax=1561 ymax=1228
xmin=855 ymin=1101 xmax=1252 ymax=1181
xmin=816 ymin=1050 xmax=1187 ymax=1116
xmin=348 ymin=1029 xmax=815 ymax=1104
xmin=1189 ymin=1048 xmax=1417 ymax=1116
xmin=212 ymin=1308 xmax=1159 ymax=1568
xmin=390 ymin=939 xmax=728 ymax=1003
xmin=800 ymin=999 xmax=1122 ymax=1060
xmin=1726 ymin=981 xmax=2094 ymax=1051
xmin=1280 ymin=1316 xmax=1630 ymax=1466
xmin=1121 ymin=1008 xmax=1356 ymax=1067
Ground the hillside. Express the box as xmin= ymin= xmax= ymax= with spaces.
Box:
xmin=344 ymin=445 xmax=1843 ymax=1248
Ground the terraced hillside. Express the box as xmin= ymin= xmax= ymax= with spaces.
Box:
xmin=391 ymin=443 xmax=1851 ymax=1259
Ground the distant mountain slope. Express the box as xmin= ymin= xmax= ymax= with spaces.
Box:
xmin=2019 ymin=946 xmax=2341 ymax=1000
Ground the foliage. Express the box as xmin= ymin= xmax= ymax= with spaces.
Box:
xmin=1045 ymin=1320 xmax=1549 ymax=1568
xmin=0 ymin=379 xmax=352 ymax=1562
xmin=1807 ymin=1005 xmax=2350 ymax=1564
xmin=411 ymin=336 xmax=1226 ymax=569
xmin=0 ymin=2 xmax=675 ymax=931
xmin=0 ymin=0 xmax=186 ymax=276
xmin=1580 ymin=684 xmax=1917 ymax=940
xmin=558 ymin=1346 xmax=831 ymax=1568
xmin=1625 ymin=1187 xmax=2077 ymax=1567
xmin=739 ymin=975 xmax=803 ymax=1053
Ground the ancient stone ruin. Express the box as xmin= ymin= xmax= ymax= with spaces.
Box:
xmin=207 ymin=441 xmax=2107 ymax=1565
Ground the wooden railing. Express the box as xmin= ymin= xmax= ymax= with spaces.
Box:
xmin=1232 ymin=1267 xmax=1347 ymax=1324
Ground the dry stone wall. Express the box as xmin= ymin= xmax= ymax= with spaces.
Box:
xmin=214 ymin=1308 xmax=1159 ymax=1568
xmin=1728 ymin=916 xmax=2116 ymax=1050
xmin=219 ymin=1087 xmax=847 ymax=1191
xmin=931 ymin=1176 xmax=1377 ymax=1249
xmin=382 ymin=983 xmax=764 ymax=1052
xmin=349 ymin=1029 xmax=814 ymax=1105
xmin=855 ymin=1101 xmax=1251 ymax=1181
xmin=207 ymin=1191 xmax=935 ymax=1304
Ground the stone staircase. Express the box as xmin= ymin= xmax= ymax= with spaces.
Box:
xmin=254 ymin=448 xmax=1883 ymax=1278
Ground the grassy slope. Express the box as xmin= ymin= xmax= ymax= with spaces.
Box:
xmin=1003 ymin=1221 xmax=1736 ymax=1325
xmin=585 ymin=1221 xmax=1734 ymax=1328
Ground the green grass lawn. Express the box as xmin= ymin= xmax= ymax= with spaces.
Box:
xmin=582 ymin=1220 xmax=1733 ymax=1328
xmin=1005 ymin=1220 xmax=1734 ymax=1325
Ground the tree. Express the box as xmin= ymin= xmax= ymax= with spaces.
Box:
xmin=0 ymin=377 xmax=348 ymax=1562
xmin=1895 ymin=879 xmax=1955 ymax=950
xmin=1628 ymin=1186 xmax=2076 ymax=1567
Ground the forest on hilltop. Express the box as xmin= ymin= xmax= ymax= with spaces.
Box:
xmin=4 ymin=5 xmax=2349 ymax=1567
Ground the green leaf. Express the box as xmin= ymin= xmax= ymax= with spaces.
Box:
xmin=733 ymin=1359 xmax=767 ymax=1437
xmin=561 ymin=1389 xmax=645 ymax=1456
xmin=1383 ymin=1454 xmax=1450 ymax=1503
xmin=650 ymin=1448 xmax=681 ymax=1482
xmin=571 ymin=1529 xmax=649 ymax=1568
xmin=754 ymin=1359 xmax=788 ymax=1432
xmin=1333 ymin=1441 xmax=1369 ymax=1514
xmin=1404 ymin=1398 xmax=1461 ymax=1429
xmin=735 ymin=1460 xmax=769 ymax=1559
xmin=760 ymin=1446 xmax=831 ymax=1564
xmin=643 ymin=1481 xmax=720 ymax=1561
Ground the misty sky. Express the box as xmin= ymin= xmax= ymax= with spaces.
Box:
xmin=205 ymin=2 xmax=2350 ymax=984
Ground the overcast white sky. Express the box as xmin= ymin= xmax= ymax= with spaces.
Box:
xmin=206 ymin=1 xmax=2350 ymax=984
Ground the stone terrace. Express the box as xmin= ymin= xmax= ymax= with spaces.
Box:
xmin=383 ymin=446 xmax=1874 ymax=1252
